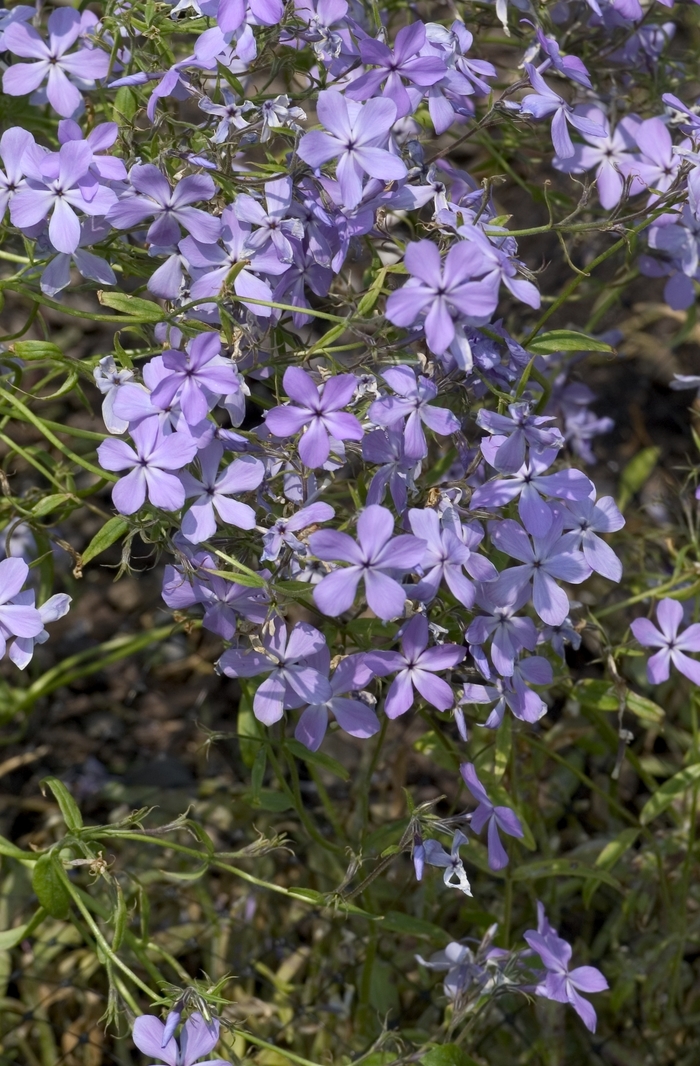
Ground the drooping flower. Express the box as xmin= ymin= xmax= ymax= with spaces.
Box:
xmin=368 ymin=365 xmax=461 ymax=460
xmin=423 ymin=830 xmax=472 ymax=895
xmin=631 ymin=598 xmax=700 ymax=685
xmin=308 ymin=504 xmax=426 ymax=620
xmin=460 ymin=763 xmax=523 ymax=870
xmin=94 ymin=356 xmax=135 ymax=435
xmin=520 ymin=64 xmax=606 ymax=159
xmin=525 ymin=908 xmax=608 ymax=1033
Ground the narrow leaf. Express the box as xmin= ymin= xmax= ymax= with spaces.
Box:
xmin=639 ymin=763 xmax=700 ymax=825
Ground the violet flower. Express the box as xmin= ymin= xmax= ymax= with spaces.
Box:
xmin=520 ymin=63 xmax=606 ymax=159
xmin=97 ymin=421 xmax=198 ymax=515
xmin=297 ymin=89 xmax=407 ymax=209
xmin=471 ymin=442 xmax=594 ymax=538
xmin=631 ymin=598 xmax=700 ymax=685
xmin=423 ymin=830 xmax=472 ymax=895
xmin=132 ymin=1012 xmax=228 ymax=1066
xmin=0 ymin=126 xmax=33 ymax=220
xmin=218 ymin=620 xmax=332 ymax=724
xmin=460 ymin=762 xmax=523 ymax=870
xmin=525 ymin=912 xmax=608 ymax=1033
xmin=2 ymin=8 xmax=110 ymax=118
xmin=40 ymin=217 xmax=116 ymax=297
xmin=465 ymin=583 xmax=538 ymax=677
xmin=57 ymin=119 xmax=128 ymax=183
xmin=260 ymin=502 xmax=335 ymax=563
xmin=308 ymin=504 xmax=426 ymax=620
xmin=368 ymin=365 xmax=461 ymax=460
xmin=163 ymin=552 xmax=269 ymax=640
xmin=7 ymin=590 xmax=72 ymax=669
xmin=476 ymin=402 xmax=564 ymax=474
xmin=0 ymin=558 xmax=46 ymax=660
xmin=560 ymin=494 xmax=625 ymax=582
xmin=234 ymin=177 xmax=304 ymax=263
xmin=490 ymin=517 xmax=591 ymax=627
xmin=553 ymin=107 xmax=641 ymax=210
xmin=199 ymin=87 xmax=255 ymax=142
xmin=107 ymin=165 xmax=221 ymax=246
xmin=362 ymin=428 xmax=419 ymax=513
xmin=180 ymin=442 xmax=264 ymax=543
xmin=183 ymin=206 xmax=287 ymax=312
xmin=385 ymin=240 xmax=497 ymax=356
xmin=365 ymin=614 xmax=464 ymax=717
xmin=149 ymin=332 xmax=242 ymax=426
xmin=10 ymin=142 xmax=116 ymax=255
xmin=94 ymin=355 xmax=135 ymax=435
xmin=346 ymin=21 xmax=447 ymax=119
xmin=461 ymin=656 xmax=553 ymax=728
xmin=407 ymin=507 xmax=497 ymax=607
xmin=295 ymin=649 xmax=380 ymax=750
xmin=264 ymin=367 xmax=363 ymax=469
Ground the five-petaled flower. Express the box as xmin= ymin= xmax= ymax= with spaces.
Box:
xmin=631 ymin=598 xmax=700 ymax=685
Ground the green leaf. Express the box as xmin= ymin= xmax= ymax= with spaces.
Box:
xmin=238 ymin=682 xmax=263 ymax=769
xmin=512 ymin=858 xmax=622 ymax=891
xmin=254 ymin=789 xmax=293 ymax=812
xmin=0 ymin=908 xmax=46 ymax=950
xmin=0 ymin=833 xmax=32 ymax=860
xmin=206 ymin=568 xmax=268 ymax=589
xmin=421 ymin=1044 xmax=481 ymax=1066
xmin=98 ymin=291 xmax=165 ymax=321
xmin=31 ymin=854 xmax=71 ymax=920
xmin=10 ymin=341 xmax=64 ymax=360
xmin=526 ymin=329 xmax=614 ymax=355
xmin=272 ymin=579 xmax=316 ymax=599
xmin=573 ymin=679 xmax=618 ymax=711
xmin=285 ymin=738 xmax=350 ymax=781
xmin=583 ymin=828 xmax=640 ymax=905
xmin=493 ymin=712 xmax=512 ymax=782
xmin=639 ymin=763 xmax=700 ymax=825
xmin=250 ymin=747 xmax=266 ymax=805
xmin=112 ymin=881 xmax=127 ymax=951
xmin=113 ymin=86 xmax=137 ymax=122
xmin=31 ymin=493 xmax=74 ymax=517
xmin=380 ymin=911 xmax=449 ymax=943
xmin=617 ymin=446 xmax=661 ymax=512
xmin=626 ymin=690 xmax=665 ymax=724
xmin=82 ymin=517 xmax=129 ymax=565
xmin=40 ymin=777 xmax=83 ymax=832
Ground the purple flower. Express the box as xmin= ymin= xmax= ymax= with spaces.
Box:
xmin=308 ymin=504 xmax=426 ymax=620
xmin=132 ymin=1011 xmax=228 ymax=1066
xmin=525 ymin=911 xmax=608 ymax=1033
xmin=520 ymin=64 xmax=606 ymax=159
xmin=408 ymin=507 xmax=497 ymax=607
xmin=461 ymin=655 xmax=552 ymax=727
xmin=466 ymin=583 xmax=538 ymax=677
xmin=368 ymin=365 xmax=461 ymax=460
xmin=362 ymin=428 xmax=419 ymax=513
xmin=457 ymin=225 xmax=541 ymax=310
xmin=107 ymin=166 xmax=221 ymax=246
xmin=163 ymin=551 xmax=269 ymax=640
xmin=626 ymin=117 xmax=685 ymax=205
xmin=490 ymin=517 xmax=591 ymax=626
xmin=265 ymin=367 xmax=363 ymax=468
xmin=530 ymin=27 xmax=592 ymax=88
xmin=97 ymin=421 xmax=198 ymax=515
xmin=180 ymin=442 xmax=264 ymax=543
xmin=10 ymin=142 xmax=117 ymax=254
xmin=423 ymin=830 xmax=472 ymax=895
xmin=631 ymin=598 xmax=700 ymax=685
xmin=365 ymin=614 xmax=464 ymax=717
xmin=218 ymin=620 xmax=332 ymax=724
xmin=553 ymin=107 xmax=641 ymax=209
xmin=260 ymin=502 xmax=335 ymax=563
xmin=560 ymin=494 xmax=624 ymax=582
xmin=199 ymin=87 xmax=255 ymax=142
xmin=183 ymin=206 xmax=287 ymax=312
xmin=460 ymin=762 xmax=523 ymax=870
xmin=2 ymin=8 xmax=110 ymax=118
xmin=0 ymin=558 xmax=46 ymax=660
xmin=234 ymin=177 xmax=304 ymax=263
xmin=0 ymin=126 xmax=33 ymax=220
xmin=297 ymin=89 xmax=407 ymax=209
xmin=149 ymin=333 xmax=242 ymax=426
xmin=476 ymin=402 xmax=564 ymax=474
xmin=471 ymin=444 xmax=594 ymax=537
xmin=7 ymin=590 xmax=71 ymax=669
xmin=345 ymin=21 xmax=446 ymax=119
xmin=94 ymin=355 xmax=135 ymax=435
xmin=385 ymin=241 xmax=497 ymax=355
xmin=295 ymin=650 xmax=380 ymax=750
xmin=57 ymin=119 xmax=128 ymax=183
